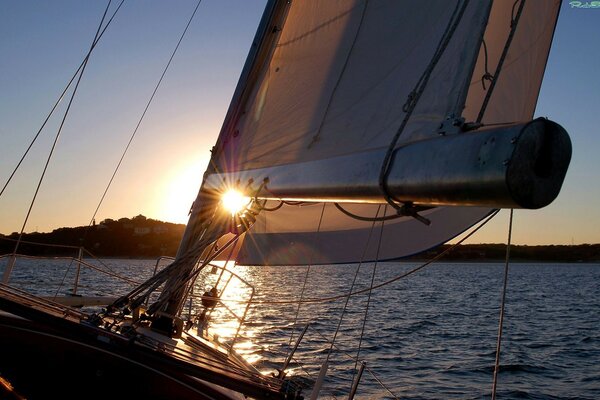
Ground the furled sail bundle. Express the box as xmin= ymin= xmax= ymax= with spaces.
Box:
xmin=187 ymin=0 xmax=568 ymax=265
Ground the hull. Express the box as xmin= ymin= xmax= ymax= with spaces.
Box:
xmin=0 ymin=312 xmax=242 ymax=400
xmin=0 ymin=284 xmax=294 ymax=400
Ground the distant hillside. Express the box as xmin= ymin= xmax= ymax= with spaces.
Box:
xmin=0 ymin=215 xmax=185 ymax=258
xmin=1 ymin=217 xmax=599 ymax=262
xmin=408 ymin=243 xmax=600 ymax=263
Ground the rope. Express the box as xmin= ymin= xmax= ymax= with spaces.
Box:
xmin=9 ymin=1 xmax=114 ymax=264
xmin=84 ymin=0 xmax=204 ymax=234
xmin=492 ymin=209 xmax=513 ymax=399
xmin=0 ymin=0 xmax=125 ymax=200
xmin=333 ymin=202 xmax=405 ymax=222
xmin=476 ymin=0 xmax=526 ymax=123
xmin=288 ymin=203 xmax=326 ymax=345
xmin=481 ymin=39 xmax=494 ymax=90
xmin=325 ymin=206 xmax=382 ymax=362
xmin=378 ymin=0 xmax=470 ymax=217
xmin=353 ymin=206 xmax=386 ymax=374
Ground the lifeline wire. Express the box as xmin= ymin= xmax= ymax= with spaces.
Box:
xmin=492 ymin=209 xmax=513 ymax=399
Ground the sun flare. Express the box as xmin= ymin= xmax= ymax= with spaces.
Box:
xmin=221 ymin=189 xmax=250 ymax=215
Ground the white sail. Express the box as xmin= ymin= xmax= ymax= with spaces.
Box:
xmin=213 ymin=0 xmax=491 ymax=171
xmin=464 ymin=0 xmax=562 ymax=124
xmin=195 ymin=0 xmax=562 ymax=265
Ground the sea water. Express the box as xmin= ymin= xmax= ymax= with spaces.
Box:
xmin=2 ymin=258 xmax=599 ymax=399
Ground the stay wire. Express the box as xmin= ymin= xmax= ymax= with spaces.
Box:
xmin=0 ymin=0 xmax=125 ymax=200
xmin=492 ymin=209 xmax=513 ymax=400
xmin=84 ymin=0 xmax=204 ymax=235
xmin=10 ymin=1 xmax=114 ymax=259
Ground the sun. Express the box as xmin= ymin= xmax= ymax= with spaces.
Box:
xmin=221 ymin=189 xmax=251 ymax=215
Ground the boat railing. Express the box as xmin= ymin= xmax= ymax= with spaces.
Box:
xmin=0 ymin=250 xmax=142 ymax=304
xmin=187 ymin=261 xmax=255 ymax=354
xmin=152 ymin=255 xmax=175 ymax=276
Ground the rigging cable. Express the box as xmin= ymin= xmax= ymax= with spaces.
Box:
xmin=378 ymin=0 xmax=470 ymax=219
xmin=288 ymin=202 xmax=326 ymax=345
xmin=0 ymin=0 xmax=125 ymax=200
xmin=492 ymin=209 xmax=514 ymax=400
xmin=84 ymin=0 xmax=204 ymax=234
xmin=6 ymin=1 xmax=115 ymax=271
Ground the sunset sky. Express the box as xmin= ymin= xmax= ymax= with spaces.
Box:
xmin=0 ymin=1 xmax=598 ymax=245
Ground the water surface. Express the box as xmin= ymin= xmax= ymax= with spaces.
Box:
xmin=2 ymin=258 xmax=598 ymax=399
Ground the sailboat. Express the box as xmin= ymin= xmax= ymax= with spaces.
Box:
xmin=0 ymin=0 xmax=571 ymax=399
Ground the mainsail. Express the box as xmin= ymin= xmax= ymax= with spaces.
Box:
xmin=183 ymin=0 xmax=565 ymax=266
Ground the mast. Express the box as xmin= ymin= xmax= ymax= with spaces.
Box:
xmin=155 ymin=0 xmax=290 ymax=320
